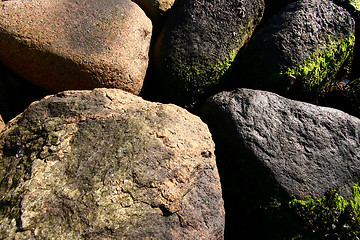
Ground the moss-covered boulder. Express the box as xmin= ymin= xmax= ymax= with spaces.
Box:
xmin=0 ymin=0 xmax=152 ymax=94
xmin=200 ymin=88 xmax=360 ymax=239
xmin=154 ymin=0 xmax=264 ymax=107
xmin=234 ymin=0 xmax=355 ymax=102
xmin=0 ymin=88 xmax=224 ymax=239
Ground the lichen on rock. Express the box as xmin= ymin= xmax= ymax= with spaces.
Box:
xmin=0 ymin=88 xmax=225 ymax=239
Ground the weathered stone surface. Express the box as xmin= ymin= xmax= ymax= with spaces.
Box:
xmin=154 ymin=0 xmax=264 ymax=107
xmin=133 ymin=0 xmax=176 ymax=23
xmin=0 ymin=0 xmax=152 ymax=94
xmin=200 ymin=88 xmax=360 ymax=238
xmin=234 ymin=0 xmax=355 ymax=101
xmin=0 ymin=88 xmax=224 ymax=239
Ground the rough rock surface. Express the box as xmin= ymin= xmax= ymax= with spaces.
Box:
xmin=133 ymin=0 xmax=176 ymax=23
xmin=0 ymin=88 xmax=224 ymax=239
xmin=0 ymin=0 xmax=152 ymax=94
xmin=201 ymin=88 xmax=360 ymax=238
xmin=154 ymin=0 xmax=264 ymax=107
xmin=234 ymin=0 xmax=355 ymax=101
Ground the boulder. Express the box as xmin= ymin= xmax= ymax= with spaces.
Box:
xmin=234 ymin=0 xmax=355 ymax=102
xmin=154 ymin=0 xmax=264 ymax=107
xmin=200 ymin=88 xmax=360 ymax=238
xmin=0 ymin=88 xmax=224 ymax=239
xmin=0 ymin=0 xmax=152 ymax=94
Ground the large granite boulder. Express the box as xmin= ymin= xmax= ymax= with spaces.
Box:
xmin=234 ymin=0 xmax=355 ymax=102
xmin=0 ymin=89 xmax=224 ymax=239
xmin=0 ymin=0 xmax=152 ymax=94
xmin=154 ymin=0 xmax=264 ymax=107
xmin=201 ymin=88 xmax=360 ymax=239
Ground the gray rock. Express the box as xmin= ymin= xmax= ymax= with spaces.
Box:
xmin=203 ymin=88 xmax=360 ymax=198
xmin=154 ymin=0 xmax=264 ymax=107
xmin=234 ymin=0 xmax=355 ymax=101
xmin=0 ymin=0 xmax=152 ymax=94
xmin=200 ymin=88 xmax=360 ymax=238
xmin=0 ymin=88 xmax=224 ymax=239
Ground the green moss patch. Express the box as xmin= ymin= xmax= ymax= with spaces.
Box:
xmin=273 ymin=33 xmax=355 ymax=99
xmin=288 ymin=183 xmax=360 ymax=238
xmin=349 ymin=0 xmax=360 ymax=11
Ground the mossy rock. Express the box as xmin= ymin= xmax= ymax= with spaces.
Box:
xmin=234 ymin=0 xmax=355 ymax=102
xmin=154 ymin=0 xmax=265 ymax=107
xmin=287 ymin=183 xmax=360 ymax=239
xmin=200 ymin=88 xmax=360 ymax=239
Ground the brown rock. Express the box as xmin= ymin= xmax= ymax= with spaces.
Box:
xmin=0 ymin=88 xmax=224 ymax=239
xmin=0 ymin=0 xmax=152 ymax=94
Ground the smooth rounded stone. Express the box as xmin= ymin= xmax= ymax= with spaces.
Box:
xmin=201 ymin=88 xmax=360 ymax=239
xmin=154 ymin=0 xmax=265 ymax=107
xmin=0 ymin=0 xmax=152 ymax=94
xmin=234 ymin=0 xmax=355 ymax=101
xmin=0 ymin=88 xmax=224 ymax=239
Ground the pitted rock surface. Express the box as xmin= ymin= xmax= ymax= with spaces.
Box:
xmin=0 ymin=0 xmax=152 ymax=94
xmin=0 ymin=88 xmax=224 ymax=239
xmin=202 ymin=88 xmax=360 ymax=199
xmin=201 ymin=88 xmax=360 ymax=238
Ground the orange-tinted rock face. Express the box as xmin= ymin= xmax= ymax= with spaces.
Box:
xmin=0 ymin=0 xmax=152 ymax=94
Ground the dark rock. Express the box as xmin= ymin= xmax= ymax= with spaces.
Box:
xmin=133 ymin=0 xmax=176 ymax=25
xmin=233 ymin=0 xmax=355 ymax=102
xmin=154 ymin=0 xmax=264 ymax=107
xmin=262 ymin=0 xmax=296 ymax=21
xmin=200 ymin=88 xmax=360 ymax=239
xmin=0 ymin=88 xmax=224 ymax=239
xmin=0 ymin=0 xmax=152 ymax=94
